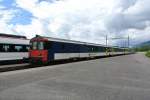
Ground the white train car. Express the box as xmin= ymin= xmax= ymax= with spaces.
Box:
xmin=0 ymin=33 xmax=29 ymax=63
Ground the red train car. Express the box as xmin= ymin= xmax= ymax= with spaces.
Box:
xmin=29 ymin=36 xmax=49 ymax=63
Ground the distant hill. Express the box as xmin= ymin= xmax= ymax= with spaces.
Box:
xmin=136 ymin=41 xmax=150 ymax=47
xmin=134 ymin=41 xmax=150 ymax=51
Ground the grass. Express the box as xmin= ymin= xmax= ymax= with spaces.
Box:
xmin=145 ymin=51 xmax=150 ymax=58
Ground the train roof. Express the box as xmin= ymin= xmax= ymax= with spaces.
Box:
xmin=32 ymin=35 xmax=125 ymax=49
xmin=0 ymin=33 xmax=29 ymax=45
xmin=0 ymin=33 xmax=27 ymax=39
xmin=32 ymin=35 xmax=109 ymax=47
xmin=0 ymin=37 xmax=29 ymax=45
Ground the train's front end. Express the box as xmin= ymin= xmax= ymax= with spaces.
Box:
xmin=29 ymin=36 xmax=48 ymax=64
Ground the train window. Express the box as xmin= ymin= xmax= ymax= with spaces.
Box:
xmin=32 ymin=42 xmax=37 ymax=50
xmin=62 ymin=44 xmax=65 ymax=50
xmin=38 ymin=42 xmax=44 ymax=50
xmin=94 ymin=47 xmax=98 ymax=51
xmin=14 ymin=45 xmax=29 ymax=52
xmin=4 ymin=45 xmax=9 ymax=52
xmin=29 ymin=42 xmax=32 ymax=50
xmin=9 ymin=44 xmax=16 ymax=52
xmin=15 ymin=46 xmax=23 ymax=52
xmin=0 ymin=44 xmax=4 ymax=52
xmin=0 ymin=44 xmax=10 ymax=52
xmin=0 ymin=44 xmax=29 ymax=52
xmin=91 ymin=47 xmax=93 ymax=51
xmin=22 ymin=45 xmax=28 ymax=52
xmin=26 ymin=46 xmax=30 ymax=51
xmin=31 ymin=41 xmax=44 ymax=50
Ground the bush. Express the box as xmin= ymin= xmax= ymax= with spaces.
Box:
xmin=146 ymin=51 xmax=150 ymax=58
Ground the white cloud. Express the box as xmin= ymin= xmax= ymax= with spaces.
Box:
xmin=0 ymin=9 xmax=16 ymax=34
xmin=15 ymin=0 xmax=38 ymax=11
xmin=15 ymin=0 xmax=117 ymax=44
xmin=10 ymin=0 xmax=150 ymax=45
xmin=14 ymin=18 xmax=44 ymax=38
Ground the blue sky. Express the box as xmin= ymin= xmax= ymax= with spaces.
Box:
xmin=0 ymin=0 xmax=15 ymax=8
xmin=10 ymin=9 xmax=32 ymax=25
xmin=0 ymin=0 xmax=32 ymax=25
xmin=0 ymin=0 xmax=150 ymax=46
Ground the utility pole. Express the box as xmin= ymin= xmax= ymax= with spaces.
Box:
xmin=106 ymin=35 xmax=108 ymax=47
xmin=105 ymin=34 xmax=108 ymax=55
xmin=128 ymin=35 xmax=130 ymax=48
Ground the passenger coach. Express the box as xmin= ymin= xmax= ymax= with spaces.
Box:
xmin=0 ymin=33 xmax=29 ymax=63
xmin=29 ymin=35 xmax=127 ymax=63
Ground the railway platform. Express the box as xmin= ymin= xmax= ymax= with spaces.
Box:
xmin=0 ymin=53 xmax=150 ymax=100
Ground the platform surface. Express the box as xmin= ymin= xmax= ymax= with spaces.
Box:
xmin=0 ymin=53 xmax=150 ymax=100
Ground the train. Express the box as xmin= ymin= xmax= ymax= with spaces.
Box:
xmin=0 ymin=33 xmax=30 ymax=63
xmin=29 ymin=35 xmax=130 ymax=64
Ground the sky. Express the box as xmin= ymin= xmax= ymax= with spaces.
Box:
xmin=0 ymin=0 xmax=150 ymax=46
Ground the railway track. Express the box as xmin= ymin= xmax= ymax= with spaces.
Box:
xmin=0 ymin=63 xmax=30 ymax=72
